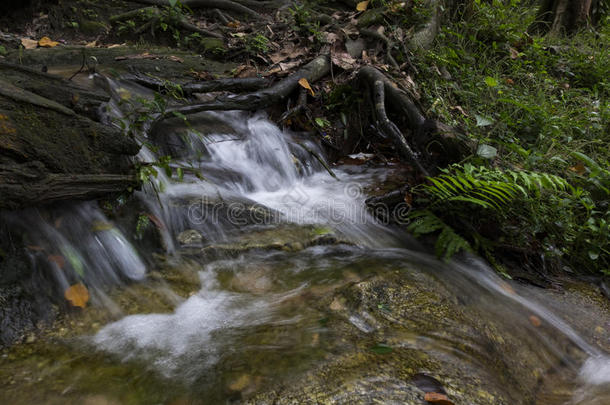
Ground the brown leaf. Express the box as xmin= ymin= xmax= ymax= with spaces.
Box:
xmin=48 ymin=255 xmax=65 ymax=269
xmin=21 ymin=38 xmax=38 ymax=49
xmin=298 ymin=78 xmax=315 ymax=96
xmin=509 ymin=47 xmax=519 ymax=59
xmin=227 ymin=21 xmax=240 ymax=28
xmin=64 ymin=283 xmax=89 ymax=308
xmin=424 ymin=392 xmax=454 ymax=405
xmin=569 ymin=162 xmax=586 ymax=175
xmin=450 ymin=105 xmax=468 ymax=117
xmin=331 ymin=51 xmax=357 ymax=71
xmin=26 ymin=245 xmax=45 ymax=252
xmin=356 ymin=0 xmax=370 ymax=11
xmin=529 ymin=315 xmax=542 ymax=327
xmin=85 ymin=40 xmax=97 ymax=48
xmin=505 ymin=78 xmax=515 ymax=85
xmin=38 ymin=36 xmax=59 ymax=48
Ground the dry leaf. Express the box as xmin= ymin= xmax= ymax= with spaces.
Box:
xmin=298 ymin=78 xmax=315 ymax=96
xmin=505 ymin=78 xmax=515 ymax=85
xmin=509 ymin=47 xmax=519 ymax=59
xmin=450 ymin=105 xmax=468 ymax=117
xmin=85 ymin=40 xmax=97 ymax=48
xmin=21 ymin=38 xmax=38 ymax=49
xmin=529 ymin=315 xmax=542 ymax=327
xmin=167 ymin=55 xmax=184 ymax=63
xmin=227 ymin=21 xmax=241 ymax=28
xmin=356 ymin=0 xmax=370 ymax=11
xmin=331 ymin=51 xmax=357 ymax=70
xmin=38 ymin=36 xmax=59 ymax=48
xmin=48 ymin=255 xmax=65 ymax=269
xmin=64 ymin=283 xmax=89 ymax=308
xmin=424 ymin=392 xmax=454 ymax=405
xmin=569 ymin=162 xmax=586 ymax=175
xmin=27 ymin=245 xmax=45 ymax=252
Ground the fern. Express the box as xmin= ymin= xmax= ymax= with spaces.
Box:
xmin=407 ymin=210 xmax=472 ymax=260
xmin=407 ymin=164 xmax=573 ymax=263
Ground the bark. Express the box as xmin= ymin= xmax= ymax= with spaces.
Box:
xmin=529 ymin=0 xmax=594 ymax=35
xmin=0 ymin=65 xmax=139 ymax=210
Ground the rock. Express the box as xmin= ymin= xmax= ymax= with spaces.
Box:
xmin=345 ymin=38 xmax=365 ymax=59
xmin=177 ymin=229 xmax=203 ymax=246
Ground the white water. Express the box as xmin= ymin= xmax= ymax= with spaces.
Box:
xmin=6 ymin=77 xmax=609 ymax=402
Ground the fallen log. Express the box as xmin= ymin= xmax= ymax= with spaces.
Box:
xmin=0 ymin=67 xmax=139 ymax=210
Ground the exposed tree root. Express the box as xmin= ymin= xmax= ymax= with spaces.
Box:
xmin=372 ymin=80 xmax=429 ymax=176
xmin=110 ymin=6 xmax=223 ymax=39
xmin=132 ymin=0 xmax=263 ymax=20
xmin=125 ymin=70 xmax=269 ymax=95
xmin=360 ymin=28 xmax=400 ymax=70
xmin=156 ymin=55 xmax=330 ymax=119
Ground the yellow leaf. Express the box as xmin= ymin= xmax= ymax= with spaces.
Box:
xmin=424 ymin=392 xmax=454 ymax=405
xmin=64 ymin=284 xmax=89 ymax=308
xmin=298 ymin=77 xmax=315 ymax=96
xmin=20 ymin=38 xmax=38 ymax=49
xmin=38 ymin=36 xmax=59 ymax=48
xmin=529 ymin=315 xmax=542 ymax=327
xmin=356 ymin=0 xmax=370 ymax=11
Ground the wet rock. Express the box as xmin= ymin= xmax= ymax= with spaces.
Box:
xmin=177 ymin=229 xmax=203 ymax=247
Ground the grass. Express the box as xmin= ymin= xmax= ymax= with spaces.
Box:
xmin=405 ymin=0 xmax=609 ymax=275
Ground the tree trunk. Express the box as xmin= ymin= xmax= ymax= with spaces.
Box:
xmin=529 ymin=0 xmax=594 ymax=35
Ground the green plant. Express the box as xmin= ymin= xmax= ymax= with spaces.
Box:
xmin=245 ymin=33 xmax=270 ymax=54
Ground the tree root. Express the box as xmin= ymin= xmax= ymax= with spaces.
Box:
xmin=110 ymin=6 xmax=223 ymax=39
xmin=360 ymin=28 xmax=400 ymax=70
xmin=156 ymin=55 xmax=330 ymax=120
xmin=133 ymin=0 xmax=264 ymax=20
xmin=372 ymin=80 xmax=429 ymax=176
xmin=124 ymin=70 xmax=269 ymax=95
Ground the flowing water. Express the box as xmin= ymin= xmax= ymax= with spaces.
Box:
xmin=1 ymin=77 xmax=609 ymax=404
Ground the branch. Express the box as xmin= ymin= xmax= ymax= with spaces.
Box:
xmin=132 ymin=0 xmax=264 ymax=19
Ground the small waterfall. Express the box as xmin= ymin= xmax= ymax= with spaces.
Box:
xmin=3 ymin=75 xmax=608 ymax=403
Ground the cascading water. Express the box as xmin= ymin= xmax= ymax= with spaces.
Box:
xmin=2 ymin=76 xmax=609 ymax=404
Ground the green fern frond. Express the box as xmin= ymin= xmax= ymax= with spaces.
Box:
xmin=408 ymin=210 xmax=472 ymax=260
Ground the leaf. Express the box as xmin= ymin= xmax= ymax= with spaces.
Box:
xmin=48 ymin=255 xmax=65 ymax=269
xmin=529 ymin=315 xmax=541 ymax=327
xmin=569 ymin=162 xmax=587 ymax=175
xmin=475 ymin=114 xmax=493 ymax=127
xmin=168 ymin=0 xmax=178 ymax=7
xmin=38 ymin=36 xmax=59 ymax=48
xmin=484 ymin=76 xmax=498 ymax=87
xmin=370 ymin=343 xmax=392 ymax=354
xmin=476 ymin=144 xmax=497 ymax=159
xmin=20 ymin=38 xmax=38 ymax=49
xmin=64 ymin=283 xmax=89 ymax=308
xmin=298 ymin=77 xmax=315 ymax=96
xmin=356 ymin=0 xmax=370 ymax=11
xmin=509 ymin=47 xmax=519 ymax=59
xmin=424 ymin=392 xmax=454 ymax=404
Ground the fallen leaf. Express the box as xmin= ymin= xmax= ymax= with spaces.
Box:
xmin=505 ymin=78 xmax=515 ymax=85
xmin=569 ymin=162 xmax=586 ymax=175
xmin=85 ymin=40 xmax=97 ymax=48
xmin=499 ymin=281 xmax=516 ymax=295
xmin=424 ymin=392 xmax=454 ymax=404
xmin=38 ymin=36 xmax=59 ymax=48
xmin=509 ymin=47 xmax=519 ymax=59
xmin=227 ymin=21 xmax=240 ymax=28
xmin=167 ymin=55 xmax=183 ymax=63
xmin=298 ymin=78 xmax=315 ymax=96
xmin=331 ymin=50 xmax=357 ymax=70
xmin=64 ymin=283 xmax=89 ymax=308
xmin=356 ymin=0 xmax=370 ymax=11
xmin=48 ymin=255 xmax=65 ymax=269
xmin=529 ymin=315 xmax=542 ymax=327
xmin=21 ymin=38 xmax=38 ymax=49
xmin=26 ymin=245 xmax=45 ymax=252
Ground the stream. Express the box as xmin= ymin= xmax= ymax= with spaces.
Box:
xmin=1 ymin=75 xmax=609 ymax=404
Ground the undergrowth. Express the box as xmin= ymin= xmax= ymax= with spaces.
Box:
xmin=406 ymin=0 xmax=609 ymax=275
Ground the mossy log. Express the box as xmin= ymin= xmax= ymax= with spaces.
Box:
xmin=0 ymin=64 xmax=139 ymax=210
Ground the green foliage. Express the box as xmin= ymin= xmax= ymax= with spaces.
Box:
xmin=244 ymin=33 xmax=270 ymax=54
xmin=408 ymin=164 xmax=608 ymax=274
xmin=406 ymin=0 xmax=609 ymax=275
